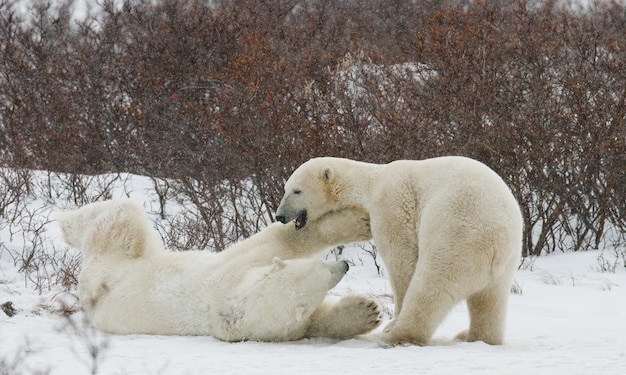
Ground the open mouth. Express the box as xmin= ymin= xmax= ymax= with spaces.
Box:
xmin=294 ymin=210 xmax=308 ymax=230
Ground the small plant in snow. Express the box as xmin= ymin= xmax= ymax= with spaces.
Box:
xmin=60 ymin=312 xmax=110 ymax=375
xmin=328 ymin=245 xmax=344 ymax=261
xmin=510 ymin=279 xmax=523 ymax=295
xmin=358 ymin=242 xmax=383 ymax=276
xmin=519 ymin=256 xmax=537 ymax=271
xmin=0 ymin=341 xmax=51 ymax=375
xmin=1 ymin=301 xmax=16 ymax=317
xmin=541 ymin=271 xmax=562 ymax=286
xmin=596 ymin=246 xmax=626 ymax=273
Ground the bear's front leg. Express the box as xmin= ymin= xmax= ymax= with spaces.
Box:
xmin=305 ymin=295 xmax=382 ymax=340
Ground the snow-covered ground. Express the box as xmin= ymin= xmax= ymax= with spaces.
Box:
xmin=1 ymin=171 xmax=625 ymax=374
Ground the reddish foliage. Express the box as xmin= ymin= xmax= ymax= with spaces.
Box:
xmin=0 ymin=0 xmax=624 ymax=255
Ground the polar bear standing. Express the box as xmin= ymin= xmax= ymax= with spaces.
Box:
xmin=276 ymin=156 xmax=523 ymax=346
xmin=57 ymin=199 xmax=380 ymax=341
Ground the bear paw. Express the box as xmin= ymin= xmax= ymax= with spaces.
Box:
xmin=382 ymin=319 xmax=396 ymax=333
xmin=366 ymin=330 xmax=429 ymax=347
xmin=454 ymin=329 xmax=469 ymax=342
xmin=335 ymin=295 xmax=382 ymax=336
xmin=307 ymin=295 xmax=382 ymax=340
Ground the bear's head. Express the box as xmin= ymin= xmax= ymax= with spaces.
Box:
xmin=238 ymin=257 xmax=349 ymax=340
xmin=56 ymin=199 xmax=149 ymax=258
xmin=276 ymin=157 xmax=351 ymax=230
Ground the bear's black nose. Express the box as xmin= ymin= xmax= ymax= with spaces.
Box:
xmin=342 ymin=260 xmax=349 ymax=273
xmin=275 ymin=215 xmax=287 ymax=224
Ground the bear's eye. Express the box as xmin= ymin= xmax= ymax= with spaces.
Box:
xmin=293 ymin=189 xmax=302 ymax=195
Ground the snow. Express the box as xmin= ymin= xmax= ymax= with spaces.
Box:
xmin=1 ymin=171 xmax=625 ymax=374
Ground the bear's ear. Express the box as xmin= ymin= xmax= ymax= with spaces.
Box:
xmin=272 ymin=257 xmax=287 ymax=271
xmin=321 ymin=166 xmax=334 ymax=181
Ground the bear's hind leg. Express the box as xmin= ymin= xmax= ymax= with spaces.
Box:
xmin=456 ymin=281 xmax=511 ymax=345
xmin=305 ymin=295 xmax=382 ymax=340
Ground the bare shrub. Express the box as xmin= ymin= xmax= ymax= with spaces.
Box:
xmin=37 ymin=173 xmax=122 ymax=206
xmin=0 ymin=168 xmax=32 ymax=219
xmin=164 ymin=177 xmax=271 ymax=252
xmin=149 ymin=176 xmax=172 ymax=220
xmin=357 ymin=243 xmax=383 ymax=276
xmin=596 ymin=232 xmax=626 ymax=273
xmin=0 ymin=0 xmax=624 ymax=259
xmin=154 ymin=212 xmax=206 ymax=252
xmin=1 ymin=199 xmax=79 ymax=292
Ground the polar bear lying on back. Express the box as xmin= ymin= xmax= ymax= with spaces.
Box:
xmin=276 ymin=156 xmax=523 ymax=346
xmin=56 ymin=199 xmax=381 ymax=342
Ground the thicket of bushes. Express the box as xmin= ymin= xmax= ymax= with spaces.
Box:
xmin=1 ymin=0 xmax=624 ymax=258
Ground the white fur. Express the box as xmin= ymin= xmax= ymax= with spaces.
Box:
xmin=276 ymin=156 xmax=523 ymax=346
xmin=56 ymin=199 xmax=381 ymax=341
